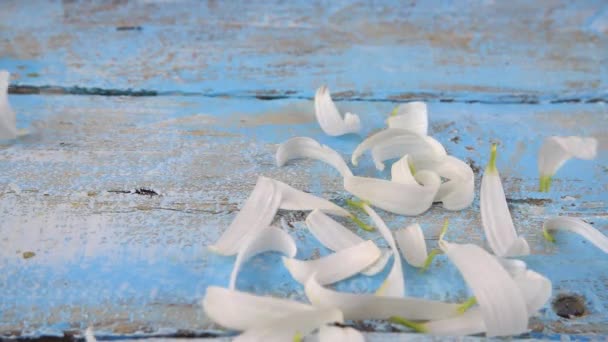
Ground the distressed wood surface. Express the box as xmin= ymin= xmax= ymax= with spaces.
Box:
xmin=0 ymin=0 xmax=607 ymax=340
xmin=1 ymin=0 xmax=607 ymax=102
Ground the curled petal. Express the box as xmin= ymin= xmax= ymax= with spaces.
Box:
xmin=318 ymin=325 xmax=365 ymax=342
xmin=387 ymin=102 xmax=428 ymax=136
xmin=229 ymin=226 xmax=297 ymax=289
xmin=362 ymin=204 xmax=404 ymax=296
xmin=352 ymin=128 xmax=445 ymax=169
xmin=0 ymin=70 xmax=17 ymax=141
xmin=210 ymin=177 xmax=348 ymax=255
xmin=361 ymin=249 xmax=391 ymax=276
xmin=234 ymin=308 xmax=343 ymax=342
xmin=344 ymin=170 xmax=441 ymax=216
xmin=283 ymin=240 xmax=381 ymax=285
xmin=417 ymin=156 xmax=475 ymax=211
xmin=209 ymin=177 xmax=282 ymax=256
xmin=395 ymin=223 xmax=428 ymax=268
xmin=202 ymin=286 xmax=313 ymax=331
xmin=305 ymin=275 xmax=460 ymax=321
xmin=441 ymin=242 xmax=529 ymax=337
xmin=305 ymin=209 xmax=389 ymax=276
xmin=538 ymin=136 xmax=598 ymax=192
xmin=390 ymin=155 xmax=418 ymax=184
xmin=543 ymin=216 xmax=608 ymax=254
xmin=274 ymin=178 xmax=350 ymax=217
xmin=276 ymin=137 xmax=353 ymax=177
xmin=480 ymin=145 xmax=529 ymax=257
xmin=314 ymin=86 xmax=360 ymax=136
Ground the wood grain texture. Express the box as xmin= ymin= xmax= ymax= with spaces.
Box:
xmin=1 ymin=0 xmax=607 ymax=101
xmin=0 ymin=0 xmax=607 ymax=339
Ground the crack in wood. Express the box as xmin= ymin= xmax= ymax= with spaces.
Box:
xmin=7 ymin=85 xmax=607 ymax=105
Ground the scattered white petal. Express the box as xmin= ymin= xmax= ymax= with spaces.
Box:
xmin=274 ymin=178 xmax=350 ymax=217
xmin=283 ymin=240 xmax=381 ymax=285
xmin=417 ymin=156 xmax=475 ymax=211
xmin=496 ymin=257 xmax=528 ymax=277
xmin=0 ymin=70 xmax=17 ymax=141
xmin=395 ymin=223 xmax=428 ymax=268
xmin=234 ymin=308 xmax=343 ymax=342
xmin=305 ymin=275 xmax=460 ymax=320
xmin=543 ymin=216 xmax=608 ymax=254
xmin=210 ymin=177 xmax=348 ymax=255
xmin=306 ymin=209 xmax=364 ymax=250
xmin=538 ymin=136 xmax=598 ymax=192
xmin=305 ymin=209 xmax=389 ymax=276
xmin=480 ymin=145 xmax=529 ymax=257
xmin=202 ymin=286 xmax=313 ymax=331
xmin=344 ymin=170 xmax=440 ymax=216
xmin=352 ymin=128 xmax=445 ymax=169
xmin=276 ymin=137 xmax=353 ymax=177
xmin=513 ymin=270 xmax=552 ymax=314
xmin=390 ymin=155 xmax=418 ymax=184
xmin=85 ymin=327 xmax=97 ymax=342
xmin=314 ymin=85 xmax=360 ymax=136
xmin=425 ymin=308 xmax=486 ymax=336
xmin=318 ymin=325 xmax=365 ymax=342
xmin=361 ymin=249 xmax=391 ymax=276
xmin=209 ymin=177 xmax=282 ymax=256
xmin=362 ymin=204 xmax=404 ymax=296
xmin=387 ymin=102 xmax=428 ymax=136
xmin=440 ymin=242 xmax=529 ymax=337
xmin=229 ymin=226 xmax=297 ymax=289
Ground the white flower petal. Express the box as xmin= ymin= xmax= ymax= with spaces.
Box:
xmin=362 ymin=204 xmax=404 ymax=296
xmin=513 ymin=270 xmax=552 ymax=314
xmin=210 ymin=177 xmax=348 ymax=256
xmin=395 ymin=223 xmax=428 ymax=268
xmin=305 ymin=209 xmax=389 ymax=276
xmin=538 ymin=136 xmax=598 ymax=191
xmin=352 ymin=128 xmax=445 ymax=169
xmin=425 ymin=308 xmax=486 ymax=336
xmin=387 ymin=102 xmax=428 ymax=136
xmin=0 ymin=70 xmax=17 ymax=141
xmin=274 ymin=178 xmax=350 ymax=217
xmin=361 ymin=249 xmax=391 ymax=276
xmin=202 ymin=286 xmax=314 ymax=331
xmin=344 ymin=170 xmax=441 ymax=216
xmin=229 ymin=226 xmax=297 ymax=289
xmin=314 ymin=85 xmax=360 ymax=136
xmin=305 ymin=275 xmax=460 ymax=320
xmin=496 ymin=258 xmax=528 ymax=277
xmin=305 ymin=209 xmax=364 ymax=250
xmin=276 ymin=137 xmax=353 ymax=177
xmin=480 ymin=146 xmax=529 ymax=257
xmin=209 ymin=177 xmax=283 ymax=256
xmin=417 ymin=156 xmax=475 ymax=211
xmin=543 ymin=216 xmax=608 ymax=254
xmin=440 ymin=242 xmax=529 ymax=337
xmin=390 ymin=155 xmax=418 ymax=184
xmin=234 ymin=308 xmax=343 ymax=342
xmin=85 ymin=327 xmax=97 ymax=342
xmin=318 ymin=325 xmax=365 ymax=342
xmin=283 ymin=240 xmax=381 ymax=285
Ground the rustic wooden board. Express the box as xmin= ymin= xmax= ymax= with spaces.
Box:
xmin=1 ymin=0 xmax=607 ymax=102
xmin=0 ymin=95 xmax=606 ymax=339
xmin=1 ymin=0 xmax=607 ymax=340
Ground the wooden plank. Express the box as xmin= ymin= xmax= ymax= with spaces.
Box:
xmin=0 ymin=94 xmax=606 ymax=338
xmin=1 ymin=0 xmax=606 ymax=102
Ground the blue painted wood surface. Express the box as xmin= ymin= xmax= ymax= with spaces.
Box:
xmin=0 ymin=0 xmax=607 ymax=339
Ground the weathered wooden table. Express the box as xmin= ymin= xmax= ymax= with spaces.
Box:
xmin=1 ymin=1 xmax=607 ymax=340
